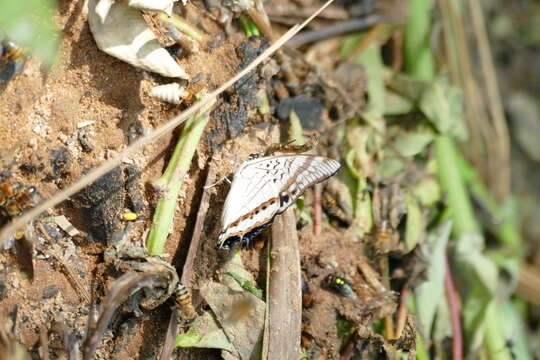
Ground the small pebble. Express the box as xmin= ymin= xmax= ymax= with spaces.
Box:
xmin=42 ymin=285 xmax=59 ymax=299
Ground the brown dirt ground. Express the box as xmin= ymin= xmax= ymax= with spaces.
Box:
xmin=0 ymin=1 xmax=396 ymax=359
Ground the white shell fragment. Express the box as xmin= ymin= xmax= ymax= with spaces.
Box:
xmin=149 ymin=83 xmax=189 ymax=105
xmin=53 ymin=215 xmax=80 ymax=237
xmin=128 ymin=0 xmax=177 ymax=15
xmin=88 ymin=0 xmax=189 ymax=79
xmin=218 ymin=154 xmax=341 ymax=249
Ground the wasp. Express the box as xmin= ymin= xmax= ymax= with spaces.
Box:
xmin=0 ymin=171 xmax=39 ymax=251
xmin=371 ymin=182 xmax=405 ymax=254
xmin=174 ymin=283 xmax=197 ymax=321
xmin=323 ymin=274 xmax=356 ymax=298
xmin=322 ymin=191 xmax=352 ymax=226
xmin=0 ymin=177 xmax=38 ymax=218
xmin=0 ymin=39 xmax=27 ymax=85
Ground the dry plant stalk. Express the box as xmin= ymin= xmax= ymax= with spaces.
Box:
xmin=159 ymin=308 xmax=179 ymax=360
xmin=181 ymin=164 xmax=216 ymax=286
xmin=0 ymin=0 xmax=336 ymax=246
xmin=267 ymin=207 xmax=302 ymax=359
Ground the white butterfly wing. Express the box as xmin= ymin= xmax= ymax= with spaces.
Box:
xmin=220 ymin=165 xmax=281 ymax=234
xmin=219 ymin=155 xmax=341 ymax=245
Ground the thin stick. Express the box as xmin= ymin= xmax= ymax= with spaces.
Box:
xmin=468 ymin=0 xmax=510 ymax=200
xmin=158 ymin=307 xmax=180 ymax=360
xmin=394 ymin=288 xmax=409 ymax=339
xmin=181 ymin=164 xmax=216 ymax=286
xmin=0 ymin=0 xmax=335 ymax=246
xmin=313 ymin=184 xmax=322 ymax=236
xmin=288 ymin=15 xmax=379 ymax=47
xmin=445 ymin=256 xmax=463 ymax=360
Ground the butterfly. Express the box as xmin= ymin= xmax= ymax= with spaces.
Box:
xmin=218 ymin=154 xmax=341 ymax=249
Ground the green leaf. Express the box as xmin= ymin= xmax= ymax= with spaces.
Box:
xmin=392 ymin=131 xmax=434 ymax=157
xmin=496 ymin=301 xmax=533 ymax=360
xmin=414 ymin=221 xmax=451 ymax=336
xmin=384 ymin=90 xmax=415 ymax=115
xmin=0 ymin=0 xmax=59 ymax=66
xmin=455 ymin=233 xmax=498 ymax=295
xmin=432 ymin=296 xmax=452 ymax=341
xmin=420 ymin=76 xmax=467 ymax=140
xmin=176 ymin=328 xmax=202 ymax=347
xmin=225 ymin=272 xmax=263 ymax=299
xmin=336 ymin=316 xmax=355 ymax=350
xmin=404 ymin=194 xmax=424 ymax=252
xmin=376 ymin=158 xmax=405 ymax=178
xmin=413 ymin=177 xmax=441 ymax=207
xmin=174 ymin=312 xmax=236 ymax=352
xmin=342 ymin=34 xmax=385 ymax=116
xmin=456 ymin=233 xmax=500 ymax=353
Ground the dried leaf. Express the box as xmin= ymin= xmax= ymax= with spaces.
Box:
xmin=200 ymin=281 xmax=265 ymax=360
xmin=88 ymin=0 xmax=189 ymax=78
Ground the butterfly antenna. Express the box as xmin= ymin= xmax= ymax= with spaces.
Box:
xmin=204 ymin=174 xmax=231 ymax=189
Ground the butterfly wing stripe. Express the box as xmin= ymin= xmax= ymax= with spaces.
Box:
xmin=277 ymin=157 xmax=340 ymax=212
xmin=221 ymin=167 xmax=280 ymax=230
xmin=221 ymin=197 xmax=280 ymax=240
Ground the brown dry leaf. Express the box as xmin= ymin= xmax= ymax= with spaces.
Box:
xmin=199 ymin=281 xmax=265 ymax=360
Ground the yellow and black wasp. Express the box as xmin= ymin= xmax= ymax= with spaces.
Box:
xmin=174 ymin=283 xmax=197 ymax=321
xmin=0 ymin=39 xmax=27 ymax=85
xmin=0 ymin=178 xmax=38 ymax=218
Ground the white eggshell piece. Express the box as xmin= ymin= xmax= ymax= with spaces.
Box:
xmin=128 ymin=0 xmax=176 ymax=15
xmin=88 ymin=0 xmax=189 ymax=79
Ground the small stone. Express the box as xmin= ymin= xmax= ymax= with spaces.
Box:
xmin=42 ymin=285 xmax=58 ymax=299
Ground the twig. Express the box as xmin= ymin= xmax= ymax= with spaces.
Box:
xmin=379 ymin=256 xmax=395 ymax=340
xmin=246 ymin=7 xmax=276 ymax=42
xmin=340 ymin=331 xmax=358 ymax=360
xmin=516 ymin=265 xmax=540 ymax=306
xmin=288 ymin=15 xmax=380 ymax=47
xmin=390 ymin=29 xmax=404 ymax=72
xmin=265 ymin=3 xmax=349 ymax=20
xmin=394 ymin=288 xmax=409 ymax=339
xmin=267 ymin=207 xmax=302 ymax=359
xmin=445 ymin=256 xmax=463 ymax=360
xmin=345 ymin=23 xmax=388 ymax=62
xmin=261 ymin=234 xmax=271 ymax=358
xmin=0 ymin=0 xmax=336 ymax=250
xmin=313 ymin=184 xmax=322 ymax=236
xmin=180 ymin=164 xmax=216 ymax=286
xmin=159 ymin=308 xmax=180 ymax=360
xmin=467 ymin=0 xmax=510 ymax=201
xmin=357 ymin=255 xmax=386 ymax=293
